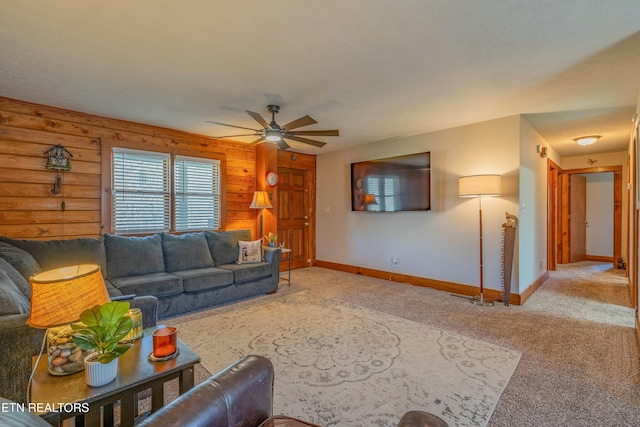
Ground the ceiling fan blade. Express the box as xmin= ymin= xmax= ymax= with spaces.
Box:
xmin=282 ymin=115 xmax=317 ymax=131
xmin=211 ymin=133 xmax=261 ymax=138
xmin=245 ymin=110 xmax=270 ymax=129
xmin=289 ymin=129 xmax=339 ymax=137
xmin=206 ymin=120 xmax=260 ymax=132
xmin=286 ymin=135 xmax=327 ymax=148
xmin=245 ymin=137 xmax=265 ymax=147
xmin=277 ymin=139 xmax=291 ymax=150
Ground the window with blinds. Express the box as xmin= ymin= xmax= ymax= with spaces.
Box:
xmin=112 ymin=149 xmax=170 ymax=233
xmin=174 ymin=156 xmax=221 ymax=231
xmin=112 ymin=148 xmax=221 ymax=234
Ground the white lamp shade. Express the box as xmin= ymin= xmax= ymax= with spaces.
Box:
xmin=459 ymin=175 xmax=502 ymax=197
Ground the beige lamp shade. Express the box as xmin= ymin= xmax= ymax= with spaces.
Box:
xmin=28 ymin=264 xmax=111 ymax=328
xmin=459 ymin=175 xmax=502 ymax=197
xmin=249 ymin=191 xmax=273 ymax=209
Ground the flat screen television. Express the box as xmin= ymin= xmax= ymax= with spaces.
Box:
xmin=351 ymin=152 xmax=431 ymax=212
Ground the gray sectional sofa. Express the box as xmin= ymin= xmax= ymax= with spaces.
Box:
xmin=0 ymin=229 xmax=281 ymax=403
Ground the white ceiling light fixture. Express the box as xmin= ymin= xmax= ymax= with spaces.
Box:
xmin=574 ymin=135 xmax=600 ymax=146
xmin=265 ymin=129 xmax=282 ymax=142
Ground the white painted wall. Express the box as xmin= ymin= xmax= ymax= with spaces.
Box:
xmin=316 ymin=116 xmax=520 ymax=292
xmin=580 ymin=173 xmax=614 ymax=257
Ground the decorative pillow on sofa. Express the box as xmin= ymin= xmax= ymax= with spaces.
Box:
xmin=104 ymin=234 xmax=165 ymax=279
xmin=205 ymin=230 xmax=252 ymax=266
xmin=237 ymin=240 xmax=263 ymax=264
xmin=161 ymin=233 xmax=215 ymax=272
xmin=0 ymin=241 xmax=41 ymax=282
xmin=0 ymin=268 xmax=30 ymax=315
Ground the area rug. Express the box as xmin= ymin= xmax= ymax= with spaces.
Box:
xmin=175 ymin=291 xmax=521 ymax=427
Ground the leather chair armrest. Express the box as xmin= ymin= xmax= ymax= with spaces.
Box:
xmin=397 ymin=411 xmax=449 ymax=427
xmin=138 ymin=355 xmax=274 ymax=427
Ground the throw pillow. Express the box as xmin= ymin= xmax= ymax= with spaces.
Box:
xmin=104 ymin=234 xmax=165 ymax=279
xmin=205 ymin=230 xmax=252 ymax=266
xmin=161 ymin=232 xmax=215 ymax=272
xmin=0 ymin=257 xmax=32 ymax=300
xmin=237 ymin=239 xmax=263 ymax=264
xmin=0 ymin=241 xmax=41 ymax=282
xmin=0 ymin=268 xmax=30 ymax=315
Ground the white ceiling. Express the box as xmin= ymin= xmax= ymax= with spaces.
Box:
xmin=1 ymin=1 xmax=639 ymax=156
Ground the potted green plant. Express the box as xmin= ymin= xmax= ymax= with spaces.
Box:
xmin=70 ymin=301 xmax=133 ymax=387
xmin=264 ymin=232 xmax=278 ymax=247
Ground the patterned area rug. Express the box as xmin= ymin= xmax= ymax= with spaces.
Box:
xmin=176 ymin=291 xmax=521 ymax=427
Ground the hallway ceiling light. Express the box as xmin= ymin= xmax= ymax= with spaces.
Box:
xmin=574 ymin=135 xmax=600 ymax=146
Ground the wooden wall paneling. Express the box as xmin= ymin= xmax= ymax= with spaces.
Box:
xmin=0 ymin=97 xmax=257 ymax=240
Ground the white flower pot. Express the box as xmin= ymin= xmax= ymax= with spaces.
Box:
xmin=84 ymin=352 xmax=118 ymax=387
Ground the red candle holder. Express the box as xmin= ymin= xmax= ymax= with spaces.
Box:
xmin=152 ymin=327 xmax=177 ymax=358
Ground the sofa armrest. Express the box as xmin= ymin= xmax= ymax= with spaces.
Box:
xmin=111 ymin=295 xmax=158 ymax=329
xmin=263 ymin=247 xmax=282 ymax=289
xmin=0 ymin=314 xmax=45 ymax=403
xmin=397 ymin=411 xmax=449 ymax=427
xmin=138 ymin=355 xmax=274 ymax=427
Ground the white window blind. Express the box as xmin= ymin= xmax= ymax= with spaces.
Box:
xmin=366 ymin=175 xmax=399 ymax=212
xmin=112 ymin=149 xmax=170 ymax=233
xmin=174 ymin=155 xmax=221 ymax=231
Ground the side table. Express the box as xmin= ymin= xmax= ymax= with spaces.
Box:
xmin=280 ymin=248 xmax=292 ymax=286
xmin=30 ymin=325 xmax=200 ymax=427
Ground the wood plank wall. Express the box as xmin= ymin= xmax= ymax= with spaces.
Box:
xmin=0 ymin=97 xmax=256 ymax=240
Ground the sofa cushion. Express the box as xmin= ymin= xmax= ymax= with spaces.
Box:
xmin=205 ymin=230 xmax=252 ymax=266
xmin=161 ymin=233 xmax=215 ymax=273
xmin=218 ymin=262 xmax=272 ymax=284
xmin=0 ymin=241 xmax=41 ymax=282
xmin=0 ymin=268 xmax=30 ymax=315
xmin=0 ymin=257 xmax=32 ymax=300
xmin=105 ymin=234 xmax=165 ymax=279
xmin=0 ymin=236 xmax=106 ymax=275
xmin=109 ymin=272 xmax=183 ymax=297
xmin=171 ymin=267 xmax=234 ymax=293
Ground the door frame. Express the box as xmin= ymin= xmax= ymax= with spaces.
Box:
xmin=555 ymin=165 xmax=622 ymax=264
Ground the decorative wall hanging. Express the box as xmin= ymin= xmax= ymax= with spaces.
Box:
xmin=44 ymin=145 xmax=73 ymax=194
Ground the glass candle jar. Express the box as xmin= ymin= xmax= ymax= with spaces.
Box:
xmin=47 ymin=325 xmax=88 ymax=375
xmin=120 ymin=308 xmax=143 ymax=343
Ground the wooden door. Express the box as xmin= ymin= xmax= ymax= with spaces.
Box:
xmin=569 ymin=175 xmax=587 ymax=262
xmin=277 ymin=168 xmax=310 ymax=269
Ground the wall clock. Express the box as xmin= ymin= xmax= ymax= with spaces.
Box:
xmin=266 ymin=171 xmax=279 ymax=187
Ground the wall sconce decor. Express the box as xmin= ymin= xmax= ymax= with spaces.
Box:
xmin=44 ymin=145 xmax=73 ymax=194
xmin=536 ymin=145 xmax=548 ymax=158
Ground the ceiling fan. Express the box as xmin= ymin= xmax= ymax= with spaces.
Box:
xmin=207 ymin=105 xmax=339 ymax=150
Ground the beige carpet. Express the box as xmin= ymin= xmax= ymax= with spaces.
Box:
xmin=164 ymin=261 xmax=640 ymax=426
xmin=173 ymin=290 xmax=520 ymax=427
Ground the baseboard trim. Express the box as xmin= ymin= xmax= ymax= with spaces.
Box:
xmin=585 ymin=255 xmax=614 ymax=263
xmin=519 ymin=270 xmax=549 ymax=305
xmin=315 ymin=260 xmax=525 ymax=305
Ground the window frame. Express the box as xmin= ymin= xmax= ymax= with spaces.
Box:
xmin=101 ymin=140 xmax=226 ymax=235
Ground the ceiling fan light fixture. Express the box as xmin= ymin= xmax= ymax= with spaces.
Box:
xmin=574 ymin=135 xmax=600 ymax=146
xmin=265 ymin=129 xmax=282 ymax=142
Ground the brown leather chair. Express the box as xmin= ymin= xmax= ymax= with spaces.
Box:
xmin=138 ymin=355 xmax=448 ymax=427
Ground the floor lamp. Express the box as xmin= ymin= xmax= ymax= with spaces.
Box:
xmin=459 ymin=174 xmax=502 ymax=306
xmin=250 ymin=190 xmax=273 ymax=239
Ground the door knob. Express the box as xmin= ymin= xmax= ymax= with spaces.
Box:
xmin=305 ymin=222 xmax=310 ymax=226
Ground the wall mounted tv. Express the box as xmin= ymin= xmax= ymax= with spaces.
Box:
xmin=351 ymin=152 xmax=431 ymax=212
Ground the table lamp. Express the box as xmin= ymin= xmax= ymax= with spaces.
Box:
xmin=28 ymin=264 xmax=111 ymax=376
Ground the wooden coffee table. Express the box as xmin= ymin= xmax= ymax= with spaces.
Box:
xmin=30 ymin=325 xmax=200 ymax=426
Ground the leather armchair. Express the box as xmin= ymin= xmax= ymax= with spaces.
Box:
xmin=138 ymin=355 xmax=448 ymax=427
